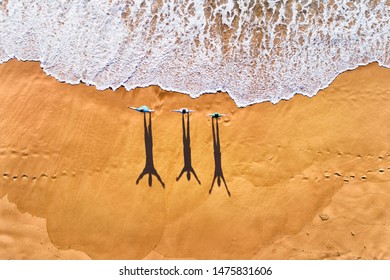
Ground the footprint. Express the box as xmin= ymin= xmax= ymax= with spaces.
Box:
xmin=22 ymin=174 xmax=28 ymax=180
xmin=361 ymin=175 xmax=367 ymax=180
xmin=12 ymin=176 xmax=18 ymax=181
xmin=319 ymin=214 xmax=329 ymax=221
xmin=3 ymin=173 xmax=9 ymax=179
xmin=51 ymin=175 xmax=57 ymax=180
xmin=40 ymin=173 xmax=48 ymax=178
xmin=0 ymin=149 xmax=6 ymax=157
xmin=32 ymin=176 xmax=37 ymax=182
xmin=334 ymin=172 xmax=341 ymax=177
xmin=379 ymin=168 xmax=385 ymax=173
xmin=10 ymin=150 xmax=18 ymax=158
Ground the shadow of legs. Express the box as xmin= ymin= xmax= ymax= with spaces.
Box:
xmin=135 ymin=113 xmax=165 ymax=188
xmin=209 ymin=118 xmax=230 ymax=196
xmin=176 ymin=113 xmax=201 ymax=185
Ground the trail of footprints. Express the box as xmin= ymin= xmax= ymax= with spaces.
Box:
xmin=324 ymin=167 xmax=387 ymax=183
xmin=1 ymin=146 xmax=128 ymax=183
xmin=1 ymin=148 xmax=65 ymax=182
xmin=2 ymin=170 xmax=72 ymax=183
xmin=2 ymin=149 xmax=390 ymax=184
xmin=320 ymin=152 xmax=390 ymax=184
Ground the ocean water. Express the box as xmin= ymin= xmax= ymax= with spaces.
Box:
xmin=0 ymin=0 xmax=389 ymax=106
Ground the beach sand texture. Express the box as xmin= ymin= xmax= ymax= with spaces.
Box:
xmin=0 ymin=59 xmax=390 ymax=259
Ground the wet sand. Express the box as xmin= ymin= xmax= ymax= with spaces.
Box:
xmin=0 ymin=59 xmax=390 ymax=259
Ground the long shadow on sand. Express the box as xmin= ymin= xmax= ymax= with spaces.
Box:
xmin=209 ymin=118 xmax=230 ymax=197
xmin=176 ymin=113 xmax=201 ymax=184
xmin=136 ymin=113 xmax=165 ymax=188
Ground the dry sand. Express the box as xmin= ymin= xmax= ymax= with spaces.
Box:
xmin=0 ymin=59 xmax=389 ymax=259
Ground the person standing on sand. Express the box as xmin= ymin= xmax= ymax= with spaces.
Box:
xmin=128 ymin=106 xmax=165 ymax=188
xmin=208 ymin=112 xmax=230 ymax=196
xmin=171 ymin=108 xmax=201 ymax=184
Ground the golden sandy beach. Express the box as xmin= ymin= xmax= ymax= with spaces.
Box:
xmin=0 ymin=59 xmax=390 ymax=259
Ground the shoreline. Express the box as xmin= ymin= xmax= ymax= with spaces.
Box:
xmin=1 ymin=58 xmax=389 ymax=107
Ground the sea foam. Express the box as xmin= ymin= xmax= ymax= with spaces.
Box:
xmin=0 ymin=0 xmax=389 ymax=106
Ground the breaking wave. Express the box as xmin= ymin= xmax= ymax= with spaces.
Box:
xmin=0 ymin=0 xmax=389 ymax=106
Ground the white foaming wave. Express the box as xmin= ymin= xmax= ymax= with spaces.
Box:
xmin=0 ymin=0 xmax=389 ymax=107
